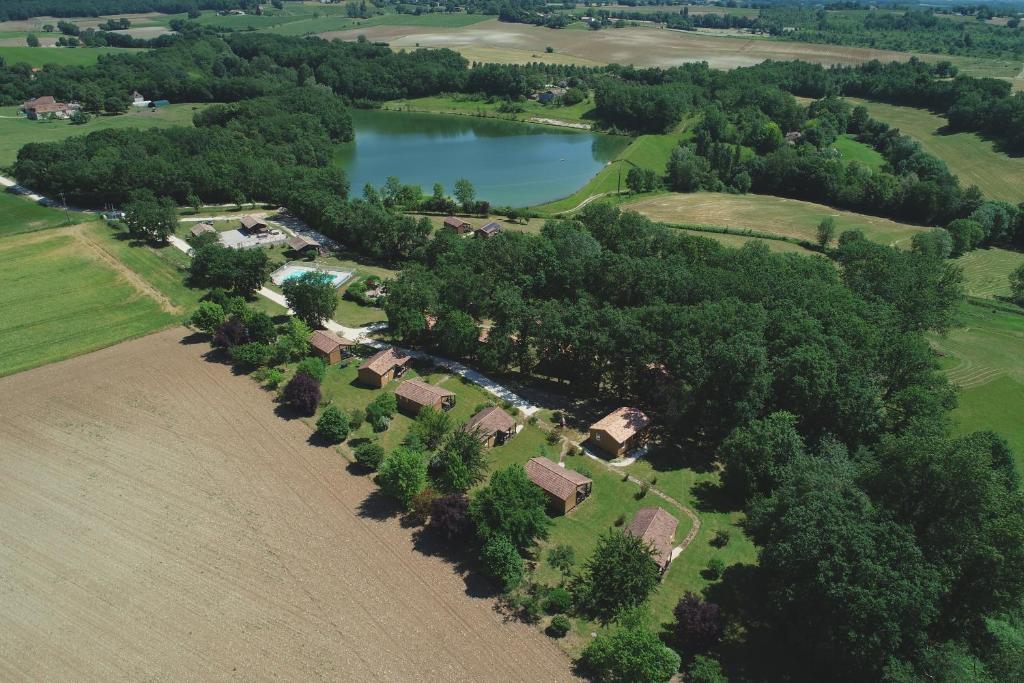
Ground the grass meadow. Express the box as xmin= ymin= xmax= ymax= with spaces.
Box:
xmin=0 ymin=230 xmax=176 ymax=377
xmin=833 ymin=134 xmax=886 ymax=169
xmin=954 ymin=247 xmax=1024 ymax=300
xmin=849 ymin=98 xmax=1024 ymax=203
xmin=0 ymin=45 xmax=144 ymax=67
xmin=0 ymin=191 xmax=79 ymax=237
xmin=0 ymin=103 xmax=203 ymax=167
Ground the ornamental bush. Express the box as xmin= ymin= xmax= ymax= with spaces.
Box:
xmin=316 ymin=405 xmax=350 ymax=443
xmin=546 ymin=615 xmax=571 ymax=638
xmin=282 ymin=371 xmax=321 ymax=416
xmin=354 ymin=441 xmax=385 ymax=470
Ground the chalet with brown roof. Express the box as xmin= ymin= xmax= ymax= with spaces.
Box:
xmin=240 ymin=215 xmax=269 ymax=233
xmin=589 ymin=407 xmax=650 ymax=458
xmin=475 ymin=222 xmax=502 ymax=239
xmin=22 ymin=96 xmax=77 ymax=120
xmin=625 ymin=507 xmax=679 ymax=573
xmin=464 ymin=406 xmax=516 ymax=447
xmin=190 ymin=222 xmax=216 ymax=238
xmin=443 ymin=216 xmax=473 ymax=234
xmin=309 ymin=329 xmax=354 ymax=365
xmin=287 ymin=234 xmax=323 ymax=256
xmin=525 ymin=457 xmax=592 ymax=514
xmin=395 ymin=379 xmax=455 ymax=416
xmin=357 ymin=347 xmax=411 ymax=388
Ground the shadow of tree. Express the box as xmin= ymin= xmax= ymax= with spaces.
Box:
xmin=356 ymin=488 xmax=401 ymax=521
xmin=693 ymin=480 xmax=741 ymax=513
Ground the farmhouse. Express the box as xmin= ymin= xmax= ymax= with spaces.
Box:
xmin=525 ymin=457 xmax=592 ymax=514
xmin=309 ymin=330 xmax=354 ymax=365
xmin=190 ymin=222 xmax=215 ymax=238
xmin=589 ymin=407 xmax=650 ymax=458
xmin=22 ymin=96 xmax=77 ymax=120
xmin=240 ymin=215 xmax=269 ymax=234
xmin=464 ymin=405 xmax=516 ymax=447
xmin=131 ymin=91 xmax=150 ymax=107
xmin=475 ymin=222 xmax=502 ymax=239
xmin=395 ymin=379 xmax=455 ymax=416
xmin=357 ymin=347 xmax=411 ymax=388
xmin=443 ymin=216 xmax=473 ymax=234
xmin=625 ymin=507 xmax=679 ymax=574
xmin=287 ymin=234 xmax=323 ymax=256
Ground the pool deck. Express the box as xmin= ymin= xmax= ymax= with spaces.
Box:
xmin=270 ymin=264 xmax=352 ymax=288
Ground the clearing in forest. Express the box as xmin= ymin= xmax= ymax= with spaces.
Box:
xmin=624 ymin=192 xmax=928 ymax=247
xmin=0 ymin=329 xmax=575 ymax=680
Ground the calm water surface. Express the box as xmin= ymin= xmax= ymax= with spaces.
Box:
xmin=335 ymin=109 xmax=631 ymax=207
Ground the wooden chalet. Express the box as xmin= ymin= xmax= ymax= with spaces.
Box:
xmin=625 ymin=507 xmax=679 ymax=574
xmin=309 ymin=330 xmax=354 ymax=365
xmin=357 ymin=347 xmax=411 ymax=388
xmin=190 ymin=222 xmax=216 ymax=238
xmin=589 ymin=407 xmax=650 ymax=458
xmin=442 ymin=216 xmax=473 ymax=234
xmin=474 ymin=222 xmax=502 ymax=239
xmin=464 ymin=406 xmax=516 ymax=447
xmin=287 ymin=234 xmax=323 ymax=256
xmin=525 ymin=457 xmax=592 ymax=514
xmin=395 ymin=379 xmax=455 ymax=416
xmin=240 ymin=215 xmax=269 ymax=234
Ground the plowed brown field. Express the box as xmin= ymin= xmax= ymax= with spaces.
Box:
xmin=0 ymin=328 xmax=574 ymax=681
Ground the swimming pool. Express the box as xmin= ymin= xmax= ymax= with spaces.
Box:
xmin=270 ymin=265 xmax=351 ymax=288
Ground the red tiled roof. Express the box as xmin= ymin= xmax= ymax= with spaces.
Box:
xmin=310 ymin=329 xmax=353 ymax=355
xmin=359 ymin=347 xmax=411 ymax=376
xmin=443 ymin=216 xmax=471 ymax=229
xmin=465 ymin=406 xmax=515 ymax=437
xmin=395 ymin=379 xmax=454 ymax=408
xmin=625 ymin=507 xmax=678 ymax=568
xmin=525 ymin=457 xmax=591 ymax=501
xmin=591 ymin=407 xmax=650 ymax=445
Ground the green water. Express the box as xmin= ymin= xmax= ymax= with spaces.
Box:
xmin=335 ymin=109 xmax=631 ymax=208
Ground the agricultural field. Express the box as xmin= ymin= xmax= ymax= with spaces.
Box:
xmin=623 ymin=192 xmax=928 ymax=247
xmin=0 ymin=45 xmax=144 ymax=67
xmin=933 ymin=302 xmax=1024 ymax=471
xmin=0 ymin=328 xmax=574 ymax=680
xmin=954 ymin=247 xmax=1024 ymax=300
xmin=848 ymin=98 xmax=1024 ymax=203
xmin=320 ymin=17 xmax=920 ymax=70
xmin=0 ymin=103 xmax=204 ymax=167
xmin=0 ymin=191 xmax=78 ymax=237
xmin=0 ymin=228 xmax=177 ymax=377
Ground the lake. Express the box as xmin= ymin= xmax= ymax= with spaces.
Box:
xmin=334 ymin=109 xmax=631 ymax=208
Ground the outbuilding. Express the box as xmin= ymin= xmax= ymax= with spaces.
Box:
xmin=357 ymin=347 xmax=411 ymax=388
xmin=240 ymin=215 xmax=269 ymax=234
xmin=525 ymin=457 xmax=592 ymax=514
xmin=443 ymin=216 xmax=473 ymax=234
xmin=475 ymin=222 xmax=502 ymax=239
xmin=589 ymin=407 xmax=650 ymax=458
xmin=190 ymin=222 xmax=215 ymax=238
xmin=395 ymin=379 xmax=455 ymax=416
xmin=309 ymin=330 xmax=354 ymax=365
xmin=625 ymin=507 xmax=679 ymax=574
xmin=464 ymin=405 xmax=516 ymax=447
xmin=287 ymin=234 xmax=323 ymax=256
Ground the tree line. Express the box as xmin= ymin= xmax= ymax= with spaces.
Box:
xmin=0 ymin=0 xmax=251 ymax=21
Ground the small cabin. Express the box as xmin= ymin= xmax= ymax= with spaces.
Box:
xmin=443 ymin=216 xmax=473 ymax=235
xmin=287 ymin=234 xmax=323 ymax=256
xmin=625 ymin=507 xmax=679 ymax=574
xmin=190 ymin=222 xmax=216 ymax=238
xmin=309 ymin=330 xmax=354 ymax=366
xmin=240 ymin=215 xmax=269 ymax=234
xmin=357 ymin=347 xmax=411 ymax=388
xmin=589 ymin=407 xmax=650 ymax=459
xmin=525 ymin=457 xmax=592 ymax=515
xmin=464 ymin=406 xmax=516 ymax=447
xmin=395 ymin=379 xmax=456 ymax=416
xmin=475 ymin=222 xmax=502 ymax=239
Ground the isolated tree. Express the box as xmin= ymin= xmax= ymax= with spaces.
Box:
xmin=547 ymin=544 xmax=576 ymax=575
xmin=123 ymin=189 xmax=177 ymax=243
xmin=354 ymin=441 xmax=386 ymax=471
xmin=378 ymin=446 xmax=428 ymax=508
xmin=578 ymin=621 xmax=680 ymax=683
xmin=430 ymin=493 xmax=473 ymax=540
xmin=26 ymin=33 xmax=40 ymax=47
xmin=671 ymin=592 xmax=724 ymax=656
xmin=189 ymin=301 xmax=225 ymax=336
xmin=282 ymin=372 xmax=321 ymax=416
xmin=282 ymin=271 xmax=337 ymax=327
xmin=187 ymin=191 xmax=202 ymax=215
xmin=69 ymin=110 xmax=90 ymax=125
xmin=454 ymin=178 xmax=476 ymax=211
xmin=229 ymin=342 xmax=272 ymax=370
xmin=411 ymin=406 xmax=453 ymax=451
xmin=480 ymin=534 xmax=523 ymax=592
xmin=366 ymin=392 xmax=397 ymax=431
xmin=316 ymin=405 xmax=350 ymax=443
xmin=816 ymin=216 xmax=837 ymax=249
xmin=470 ymin=464 xmax=550 ymax=551
xmin=296 ymin=356 xmax=326 ymax=381
xmin=579 ymin=529 xmax=660 ymax=621
xmin=440 ymin=430 xmax=488 ymax=486
xmin=1010 ymin=263 xmax=1024 ymax=306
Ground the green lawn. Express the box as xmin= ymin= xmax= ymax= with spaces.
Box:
xmin=0 ymin=191 xmax=80 ymax=237
xmin=0 ymin=46 xmax=145 ymax=68
xmin=533 ymin=132 xmax=680 ymax=214
xmin=0 ymin=231 xmax=176 ymax=377
xmin=0 ymin=103 xmax=204 ymax=168
xmin=954 ymin=247 xmax=1024 ymax=300
xmin=383 ymin=93 xmax=597 ymax=127
xmin=932 ymin=301 xmax=1024 ymax=471
xmin=833 ymin=134 xmax=885 ymax=170
xmin=848 ymin=98 xmax=1024 ymax=203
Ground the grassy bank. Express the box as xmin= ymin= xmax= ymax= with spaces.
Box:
xmin=383 ymin=94 xmax=596 ymax=128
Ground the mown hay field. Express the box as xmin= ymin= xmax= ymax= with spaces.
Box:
xmin=623 ymin=192 xmax=928 ymax=247
xmin=0 ymin=328 xmax=575 ymax=680
xmin=848 ymin=98 xmax=1024 ymax=203
xmin=0 ymin=45 xmax=145 ymax=67
xmin=954 ymin=247 xmax=1024 ymax=300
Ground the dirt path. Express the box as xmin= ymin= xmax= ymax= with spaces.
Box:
xmin=0 ymin=329 xmax=575 ymax=681
xmin=68 ymin=224 xmax=179 ymax=314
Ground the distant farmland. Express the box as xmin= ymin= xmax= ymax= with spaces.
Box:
xmin=849 ymin=98 xmax=1024 ymax=203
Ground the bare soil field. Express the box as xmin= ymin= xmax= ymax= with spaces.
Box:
xmin=322 ymin=18 xmax=916 ymax=69
xmin=0 ymin=328 xmax=574 ymax=681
